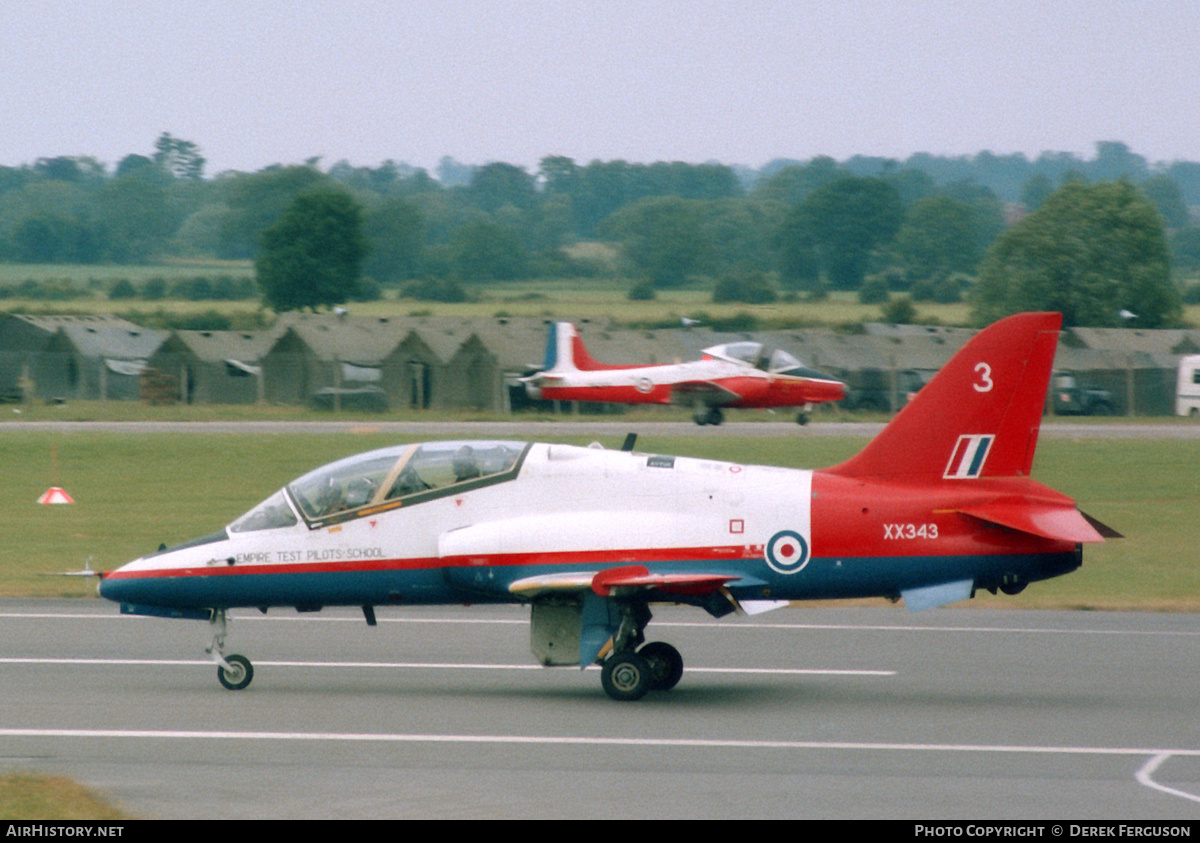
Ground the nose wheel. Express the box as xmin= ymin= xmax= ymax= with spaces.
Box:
xmin=217 ymin=653 xmax=254 ymax=690
xmin=208 ymin=609 xmax=255 ymax=690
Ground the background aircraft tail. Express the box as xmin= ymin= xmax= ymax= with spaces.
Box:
xmin=828 ymin=312 xmax=1063 ymax=482
xmin=540 ymin=322 xmax=631 ymax=373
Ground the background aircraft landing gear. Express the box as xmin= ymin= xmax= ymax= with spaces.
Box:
xmin=207 ymin=608 xmax=255 ymax=690
xmin=694 ymin=406 xmax=724 ymax=426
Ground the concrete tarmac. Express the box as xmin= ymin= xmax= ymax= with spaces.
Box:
xmin=2 ymin=599 xmax=1199 ymax=819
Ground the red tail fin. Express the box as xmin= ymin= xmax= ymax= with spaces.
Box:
xmin=828 ymin=312 xmax=1062 ymax=481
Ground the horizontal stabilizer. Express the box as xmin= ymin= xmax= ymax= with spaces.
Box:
xmin=901 ymin=579 xmax=974 ymax=611
xmin=1082 ymin=511 xmax=1123 ymax=539
xmin=956 ymin=500 xmax=1111 ymax=543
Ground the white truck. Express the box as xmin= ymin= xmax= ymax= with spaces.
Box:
xmin=1176 ymin=355 xmax=1200 ymax=416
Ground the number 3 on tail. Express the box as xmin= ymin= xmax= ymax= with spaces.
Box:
xmin=974 ymin=362 xmax=993 ymax=393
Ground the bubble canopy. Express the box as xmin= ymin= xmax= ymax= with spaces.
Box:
xmin=229 ymin=440 xmax=528 ymax=532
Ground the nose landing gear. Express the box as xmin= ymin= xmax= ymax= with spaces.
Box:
xmin=207 ymin=608 xmax=254 ymax=690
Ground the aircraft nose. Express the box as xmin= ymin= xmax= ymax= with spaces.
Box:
xmin=97 ymin=564 xmax=140 ymax=605
xmin=808 ymin=373 xmax=847 ymax=401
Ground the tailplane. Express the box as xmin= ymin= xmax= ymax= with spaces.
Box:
xmin=539 ymin=322 xmax=634 ymax=373
xmin=829 ymin=312 xmax=1063 ymax=482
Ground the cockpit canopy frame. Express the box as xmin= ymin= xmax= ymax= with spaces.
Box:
xmin=229 ymin=440 xmax=530 ymax=533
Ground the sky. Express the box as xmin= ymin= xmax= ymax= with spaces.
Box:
xmin=2 ymin=0 xmax=1198 ymax=176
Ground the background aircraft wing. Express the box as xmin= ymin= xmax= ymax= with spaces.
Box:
xmin=670 ymin=380 xmax=742 ymax=405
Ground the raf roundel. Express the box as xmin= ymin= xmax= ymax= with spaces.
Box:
xmin=765 ymin=529 xmax=810 ymax=575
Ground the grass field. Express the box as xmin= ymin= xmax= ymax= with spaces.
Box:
xmin=0 ymin=773 xmax=131 ymax=821
xmin=4 ymin=429 xmax=1195 ymax=611
xmin=5 ymin=261 xmax=1200 ymax=328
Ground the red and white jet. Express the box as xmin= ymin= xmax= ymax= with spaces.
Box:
xmin=522 ymin=322 xmax=846 ymax=425
xmin=97 ymin=313 xmax=1117 ymax=701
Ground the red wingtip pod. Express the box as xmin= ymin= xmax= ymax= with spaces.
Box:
xmin=828 ymin=312 xmax=1063 ymax=482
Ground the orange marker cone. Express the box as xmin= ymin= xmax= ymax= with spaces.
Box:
xmin=38 ymin=487 xmax=75 ymax=505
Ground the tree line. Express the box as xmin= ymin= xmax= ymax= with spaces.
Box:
xmin=1 ymin=134 xmax=1196 ymax=326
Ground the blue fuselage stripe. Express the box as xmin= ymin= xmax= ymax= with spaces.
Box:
xmin=99 ymin=551 xmax=1080 ymax=612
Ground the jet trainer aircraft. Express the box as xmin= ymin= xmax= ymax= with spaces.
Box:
xmin=522 ymin=321 xmax=846 ymax=424
xmin=97 ymin=312 xmax=1117 ymax=701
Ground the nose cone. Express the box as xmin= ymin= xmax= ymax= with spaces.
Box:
xmin=816 ymin=376 xmax=847 ymax=402
xmin=97 ymin=558 xmax=155 ymax=607
xmin=786 ymin=366 xmax=847 ymax=402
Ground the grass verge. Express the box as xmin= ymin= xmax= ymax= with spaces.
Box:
xmin=3 ymin=430 xmax=1195 ymax=610
xmin=0 ymin=772 xmax=132 ymax=821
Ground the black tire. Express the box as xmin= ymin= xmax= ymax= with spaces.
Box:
xmin=706 ymin=407 xmax=724 ymax=426
xmin=639 ymin=641 xmax=684 ymax=691
xmin=601 ymin=651 xmax=652 ymax=701
xmin=796 ymin=412 xmax=810 ymax=425
xmin=217 ymin=653 xmax=254 ymax=690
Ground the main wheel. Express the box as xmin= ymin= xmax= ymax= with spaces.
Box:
xmin=217 ymin=653 xmax=254 ymax=690
xmin=639 ymin=641 xmax=684 ymax=691
xmin=601 ymin=651 xmax=652 ymax=701
xmin=705 ymin=407 xmax=724 ymax=426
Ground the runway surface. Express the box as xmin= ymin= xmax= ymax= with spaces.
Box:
xmin=2 ymin=599 xmax=1199 ymax=819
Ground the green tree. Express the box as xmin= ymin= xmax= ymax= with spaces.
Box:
xmin=973 ymin=181 xmax=1180 ymax=328
xmin=217 ymin=165 xmax=330 ymax=259
xmin=754 ymin=157 xmax=841 ymax=207
xmin=153 ymin=132 xmax=206 ymax=180
xmin=1139 ymin=175 xmax=1189 ymax=229
xmin=466 ymin=163 xmax=536 ymax=213
xmin=449 ymin=217 xmax=528 ymax=280
xmin=890 ymin=195 xmax=982 ymax=282
xmin=601 ymin=196 xmax=714 ymax=287
xmin=93 ymin=166 xmax=174 ymax=262
xmin=363 ymin=197 xmax=423 ymax=282
xmin=780 ymin=176 xmax=903 ymax=290
xmin=255 ymin=189 xmax=369 ymax=312
xmin=1020 ymin=173 xmax=1054 ymax=213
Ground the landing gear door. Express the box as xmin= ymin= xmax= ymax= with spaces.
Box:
xmin=529 ymin=600 xmax=583 ymax=667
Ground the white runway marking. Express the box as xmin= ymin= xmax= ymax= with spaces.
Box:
xmin=6 ymin=610 xmax=1200 ymax=639
xmin=1136 ymin=753 xmax=1200 ymax=805
xmin=0 ymin=727 xmax=1196 ymax=805
xmin=0 ymin=656 xmax=893 ymax=677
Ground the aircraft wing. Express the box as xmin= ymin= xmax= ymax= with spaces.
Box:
xmin=670 ymin=380 xmax=743 ymax=405
xmin=509 ymin=565 xmax=739 ymax=600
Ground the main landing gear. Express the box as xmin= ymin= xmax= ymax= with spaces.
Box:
xmin=598 ymin=602 xmax=685 ymax=701
xmin=208 ymin=608 xmax=254 ymax=690
xmin=694 ymin=406 xmax=724 ymax=426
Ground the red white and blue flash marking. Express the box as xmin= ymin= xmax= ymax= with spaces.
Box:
xmin=944 ymin=434 xmax=995 ymax=479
